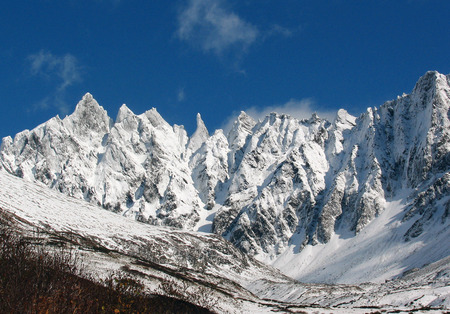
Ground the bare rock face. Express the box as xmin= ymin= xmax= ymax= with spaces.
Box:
xmin=1 ymin=71 xmax=449 ymax=263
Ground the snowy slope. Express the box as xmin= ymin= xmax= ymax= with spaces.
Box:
xmin=0 ymin=169 xmax=293 ymax=312
xmin=272 ymin=190 xmax=449 ymax=283
xmin=0 ymin=169 xmax=284 ymax=284
xmin=0 ymin=169 xmax=448 ymax=312
xmin=0 ymin=71 xmax=449 ymax=288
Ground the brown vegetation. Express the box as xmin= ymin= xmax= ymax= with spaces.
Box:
xmin=0 ymin=211 xmax=211 ymax=314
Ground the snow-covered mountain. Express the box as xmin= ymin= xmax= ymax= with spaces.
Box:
xmin=1 ymin=167 xmax=448 ymax=312
xmin=1 ymin=71 xmax=449 ymax=286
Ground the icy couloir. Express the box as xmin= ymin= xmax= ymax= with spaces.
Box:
xmin=1 ymin=71 xmax=449 ymax=278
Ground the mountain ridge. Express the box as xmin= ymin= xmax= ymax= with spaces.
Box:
xmin=1 ymin=71 xmax=449 ymax=284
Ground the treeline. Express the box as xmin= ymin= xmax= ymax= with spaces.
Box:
xmin=0 ymin=211 xmax=211 ymax=314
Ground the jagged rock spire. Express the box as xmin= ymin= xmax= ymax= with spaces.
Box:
xmin=187 ymin=113 xmax=209 ymax=154
xmin=116 ymin=104 xmax=135 ymax=124
xmin=66 ymin=93 xmax=112 ymax=137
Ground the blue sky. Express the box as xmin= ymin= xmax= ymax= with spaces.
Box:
xmin=1 ymin=0 xmax=449 ymax=138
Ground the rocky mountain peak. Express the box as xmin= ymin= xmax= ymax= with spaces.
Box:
xmin=116 ymin=104 xmax=135 ymax=124
xmin=411 ymin=71 xmax=450 ymax=101
xmin=67 ymin=93 xmax=112 ymax=137
xmin=195 ymin=113 xmax=209 ymax=136
xmin=227 ymin=111 xmax=255 ymax=145
xmin=187 ymin=113 xmax=209 ymax=154
xmin=335 ymin=109 xmax=356 ymax=126
xmin=237 ymin=111 xmax=256 ymax=126
xmin=308 ymin=112 xmax=321 ymax=123
xmin=144 ymin=108 xmax=170 ymax=129
xmin=73 ymin=93 xmax=101 ymax=115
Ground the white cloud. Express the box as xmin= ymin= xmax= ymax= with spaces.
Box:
xmin=267 ymin=24 xmax=294 ymax=38
xmin=28 ymin=51 xmax=81 ymax=89
xmin=177 ymin=87 xmax=186 ymax=102
xmin=177 ymin=0 xmax=259 ymax=55
xmin=27 ymin=50 xmax=82 ymax=113
xmin=221 ymin=98 xmax=337 ymax=134
xmin=32 ymin=95 xmax=70 ymax=114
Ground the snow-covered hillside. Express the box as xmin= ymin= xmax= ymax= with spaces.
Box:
xmin=0 ymin=170 xmax=448 ymax=312
xmin=0 ymin=169 xmax=291 ymax=313
xmin=0 ymin=71 xmax=449 ymax=286
xmin=273 ymin=190 xmax=449 ymax=283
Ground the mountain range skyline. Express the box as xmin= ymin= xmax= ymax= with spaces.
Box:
xmin=1 ymin=70 xmax=448 ymax=271
xmin=0 ymin=70 xmax=448 ymax=312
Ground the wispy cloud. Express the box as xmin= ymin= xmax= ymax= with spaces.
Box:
xmin=177 ymin=87 xmax=186 ymax=102
xmin=221 ymin=98 xmax=337 ymax=133
xmin=176 ymin=0 xmax=259 ymax=56
xmin=266 ymin=24 xmax=300 ymax=39
xmin=27 ymin=50 xmax=82 ymax=113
